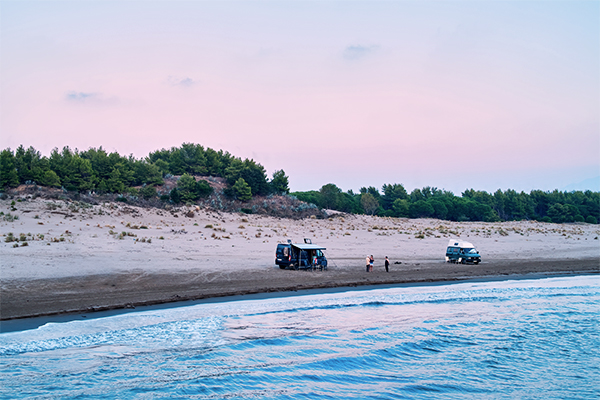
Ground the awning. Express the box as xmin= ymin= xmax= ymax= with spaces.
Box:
xmin=290 ymin=243 xmax=327 ymax=251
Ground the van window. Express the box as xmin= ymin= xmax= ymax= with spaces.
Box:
xmin=316 ymin=250 xmax=323 ymax=257
xmin=283 ymin=247 xmax=289 ymax=257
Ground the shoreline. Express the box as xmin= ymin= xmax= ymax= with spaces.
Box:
xmin=1 ymin=267 xmax=598 ymax=333
xmin=2 ymin=257 xmax=598 ymax=323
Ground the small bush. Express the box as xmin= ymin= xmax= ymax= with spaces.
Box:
xmin=586 ymin=216 xmax=598 ymax=224
xmin=5 ymin=233 xmax=15 ymax=243
xmin=140 ymin=185 xmax=157 ymax=199
xmin=3 ymin=213 xmax=18 ymax=222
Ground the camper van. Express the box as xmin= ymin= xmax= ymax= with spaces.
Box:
xmin=445 ymin=239 xmax=481 ymax=264
xmin=275 ymin=239 xmax=327 ymax=270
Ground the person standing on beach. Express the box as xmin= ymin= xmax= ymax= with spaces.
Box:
xmin=385 ymin=256 xmax=390 ymax=273
xmin=369 ymin=255 xmax=374 ymax=272
xmin=366 ymin=256 xmax=370 ymax=272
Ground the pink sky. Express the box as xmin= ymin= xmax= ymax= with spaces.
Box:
xmin=1 ymin=1 xmax=598 ymax=194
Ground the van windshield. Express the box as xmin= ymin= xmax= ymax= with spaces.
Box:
xmin=463 ymin=248 xmax=477 ymax=254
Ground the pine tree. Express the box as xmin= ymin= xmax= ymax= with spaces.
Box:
xmin=233 ymin=178 xmax=252 ymax=202
xmin=0 ymin=149 xmax=19 ymax=188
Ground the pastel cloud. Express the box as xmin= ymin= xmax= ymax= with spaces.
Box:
xmin=343 ymin=45 xmax=379 ymax=61
xmin=65 ymin=91 xmax=118 ymax=106
xmin=65 ymin=91 xmax=99 ymax=102
xmin=167 ymin=76 xmax=196 ymax=88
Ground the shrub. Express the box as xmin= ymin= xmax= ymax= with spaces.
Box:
xmin=140 ymin=185 xmax=157 ymax=199
xmin=197 ymin=180 xmax=213 ymax=198
xmin=586 ymin=216 xmax=598 ymax=224
xmin=3 ymin=213 xmax=18 ymax=222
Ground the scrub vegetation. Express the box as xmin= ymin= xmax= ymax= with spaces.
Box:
xmin=1 ymin=144 xmax=598 ymax=224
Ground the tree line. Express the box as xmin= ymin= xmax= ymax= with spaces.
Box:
xmin=292 ymin=183 xmax=600 ymax=224
xmin=1 ymin=144 xmax=598 ymax=224
xmin=0 ymin=144 xmax=290 ymax=203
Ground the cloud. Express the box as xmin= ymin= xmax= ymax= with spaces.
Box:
xmin=343 ymin=45 xmax=379 ymax=61
xmin=65 ymin=91 xmax=118 ymax=105
xmin=65 ymin=91 xmax=99 ymax=102
xmin=167 ymin=76 xmax=196 ymax=87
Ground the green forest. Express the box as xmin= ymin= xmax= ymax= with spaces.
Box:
xmin=0 ymin=144 xmax=289 ymax=204
xmin=1 ymin=144 xmax=598 ymax=224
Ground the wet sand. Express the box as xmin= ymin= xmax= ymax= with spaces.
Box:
xmin=2 ymin=258 xmax=599 ymax=321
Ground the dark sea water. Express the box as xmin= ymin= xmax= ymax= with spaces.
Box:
xmin=1 ymin=275 xmax=598 ymax=399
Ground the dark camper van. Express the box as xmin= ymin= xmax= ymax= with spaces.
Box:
xmin=276 ymin=239 xmax=328 ymax=270
xmin=445 ymin=240 xmax=481 ymax=264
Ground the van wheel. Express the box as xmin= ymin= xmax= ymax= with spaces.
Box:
xmin=474 ymin=260 xmax=480 ymax=265
xmin=294 ymin=264 xmax=299 ymax=271
xmin=279 ymin=265 xmax=286 ymax=270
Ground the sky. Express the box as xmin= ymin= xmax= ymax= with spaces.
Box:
xmin=1 ymin=1 xmax=599 ymax=195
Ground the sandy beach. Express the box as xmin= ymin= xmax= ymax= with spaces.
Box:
xmin=1 ymin=197 xmax=598 ymax=320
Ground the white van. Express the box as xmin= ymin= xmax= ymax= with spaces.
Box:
xmin=445 ymin=239 xmax=481 ymax=264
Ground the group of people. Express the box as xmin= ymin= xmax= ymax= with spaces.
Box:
xmin=366 ymin=255 xmax=390 ymax=272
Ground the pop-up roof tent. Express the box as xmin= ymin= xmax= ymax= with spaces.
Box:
xmin=447 ymin=239 xmax=475 ymax=249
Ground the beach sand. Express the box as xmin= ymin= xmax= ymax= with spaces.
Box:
xmin=1 ymin=197 xmax=599 ymax=320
